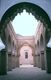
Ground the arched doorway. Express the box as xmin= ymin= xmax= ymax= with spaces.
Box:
xmin=19 ymin=44 xmax=33 ymax=65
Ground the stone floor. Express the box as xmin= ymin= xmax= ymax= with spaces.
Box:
xmin=0 ymin=65 xmax=51 ymax=80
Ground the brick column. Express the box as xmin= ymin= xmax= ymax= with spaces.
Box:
xmin=16 ymin=52 xmax=20 ymax=67
xmin=12 ymin=54 xmax=16 ymax=69
xmin=37 ymin=54 xmax=41 ymax=68
xmin=32 ymin=52 xmax=35 ymax=66
xmin=46 ymin=47 xmax=51 ymax=73
xmin=0 ymin=49 xmax=7 ymax=75
xmin=40 ymin=51 xmax=45 ymax=70
xmin=8 ymin=52 xmax=12 ymax=71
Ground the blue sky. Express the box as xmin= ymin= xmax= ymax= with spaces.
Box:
xmin=12 ymin=9 xmax=39 ymax=36
xmin=0 ymin=38 xmax=5 ymax=50
xmin=47 ymin=38 xmax=51 ymax=48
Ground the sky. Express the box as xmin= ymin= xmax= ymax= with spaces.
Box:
xmin=47 ymin=38 xmax=51 ymax=48
xmin=0 ymin=38 xmax=5 ymax=50
xmin=12 ymin=9 xmax=39 ymax=36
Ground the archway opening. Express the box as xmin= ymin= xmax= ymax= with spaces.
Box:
xmin=0 ymin=2 xmax=51 ymax=46
xmin=19 ymin=44 xmax=34 ymax=67
xmin=0 ymin=2 xmax=51 ymax=73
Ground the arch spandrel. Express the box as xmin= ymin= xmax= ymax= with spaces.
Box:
xmin=0 ymin=0 xmax=51 ymax=20
xmin=17 ymin=42 xmax=34 ymax=51
xmin=1 ymin=2 xmax=51 ymax=29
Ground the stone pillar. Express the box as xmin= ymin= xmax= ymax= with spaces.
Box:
xmin=32 ymin=52 xmax=35 ymax=66
xmin=34 ymin=54 xmax=38 ymax=67
xmin=16 ymin=53 xmax=20 ymax=67
xmin=40 ymin=51 xmax=45 ymax=70
xmin=37 ymin=54 xmax=41 ymax=68
xmin=34 ymin=54 xmax=40 ymax=68
xmin=0 ymin=49 xmax=7 ymax=75
xmin=8 ymin=52 xmax=12 ymax=71
xmin=12 ymin=55 xmax=16 ymax=69
xmin=33 ymin=55 xmax=36 ymax=67
xmin=46 ymin=47 xmax=51 ymax=73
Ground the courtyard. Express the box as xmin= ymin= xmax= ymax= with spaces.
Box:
xmin=0 ymin=66 xmax=51 ymax=80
